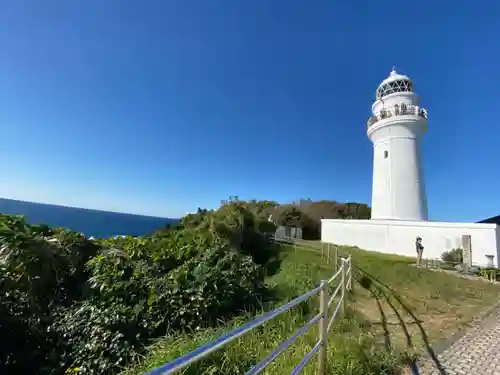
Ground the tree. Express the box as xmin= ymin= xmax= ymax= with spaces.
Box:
xmin=279 ymin=207 xmax=303 ymax=228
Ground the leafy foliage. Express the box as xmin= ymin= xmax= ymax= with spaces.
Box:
xmin=479 ymin=267 xmax=500 ymax=281
xmin=0 ymin=197 xmax=371 ymax=374
xmin=441 ymin=248 xmax=463 ymax=264
xmin=267 ymin=199 xmax=371 ymax=240
xmin=270 ymin=199 xmax=371 ymax=221
xmin=0 ymin=214 xmax=100 ymax=374
xmin=0 ymin=198 xmax=277 ymax=374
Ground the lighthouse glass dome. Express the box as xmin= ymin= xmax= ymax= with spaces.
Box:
xmin=376 ymin=69 xmax=413 ymax=100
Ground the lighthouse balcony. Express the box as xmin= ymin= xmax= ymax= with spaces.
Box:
xmin=367 ymin=104 xmax=427 ymax=128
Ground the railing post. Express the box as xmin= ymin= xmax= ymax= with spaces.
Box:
xmin=318 ymin=280 xmax=329 ymax=375
xmin=347 ymin=257 xmax=352 ymax=291
xmin=333 ymin=246 xmax=338 ymax=273
xmin=350 ymin=257 xmax=353 ymax=291
xmin=340 ymin=259 xmax=346 ymax=316
xmin=326 ymin=243 xmax=330 ymax=264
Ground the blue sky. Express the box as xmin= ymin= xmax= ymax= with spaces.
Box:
xmin=1 ymin=0 xmax=499 ymax=221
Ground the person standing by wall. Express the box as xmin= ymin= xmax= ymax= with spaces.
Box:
xmin=415 ymin=236 xmax=424 ymax=267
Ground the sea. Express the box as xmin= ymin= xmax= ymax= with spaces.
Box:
xmin=0 ymin=198 xmax=178 ymax=238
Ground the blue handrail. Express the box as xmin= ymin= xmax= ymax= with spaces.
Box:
xmin=145 ymin=239 xmax=351 ymax=375
xmin=246 ymin=312 xmax=322 ymax=375
xmin=289 ymin=340 xmax=322 ymax=375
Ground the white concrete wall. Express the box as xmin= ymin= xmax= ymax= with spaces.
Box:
xmin=321 ymin=219 xmax=500 ymax=266
xmin=497 ymin=225 xmax=500 ymax=261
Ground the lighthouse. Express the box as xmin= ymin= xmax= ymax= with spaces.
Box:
xmin=321 ymin=68 xmax=499 ymax=266
xmin=367 ymin=68 xmax=429 ymax=221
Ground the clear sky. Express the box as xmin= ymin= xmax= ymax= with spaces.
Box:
xmin=1 ymin=1 xmax=499 ymax=220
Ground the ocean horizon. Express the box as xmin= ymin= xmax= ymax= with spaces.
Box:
xmin=0 ymin=198 xmax=178 ymax=238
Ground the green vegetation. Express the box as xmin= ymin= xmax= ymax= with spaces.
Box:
xmin=435 ymin=248 xmax=499 ymax=282
xmin=125 ymin=246 xmax=407 ymax=375
xmin=0 ymin=198 xmax=278 ymax=374
xmin=343 ymin=246 xmax=500 ymax=348
xmin=2 ymin=198 xmax=498 ymax=375
xmin=270 ymin=199 xmax=371 ymax=240
xmin=441 ymin=248 xmax=463 ymax=264
xmin=125 ymin=243 xmax=500 ymax=375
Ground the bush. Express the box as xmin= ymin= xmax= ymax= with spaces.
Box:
xmin=0 ymin=198 xmax=275 ymax=374
xmin=276 ymin=206 xmax=320 ymax=240
xmin=479 ymin=267 xmax=500 ymax=281
xmin=209 ymin=198 xmax=277 ymax=265
xmin=53 ymin=232 xmax=265 ymax=373
xmin=441 ymin=248 xmax=463 ymax=264
xmin=0 ymin=214 xmax=100 ymax=374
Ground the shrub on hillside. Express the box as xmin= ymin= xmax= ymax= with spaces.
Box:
xmin=52 ymin=234 xmax=263 ymax=373
xmin=266 ymin=199 xmax=372 ymax=240
xmin=202 ymin=198 xmax=278 ymax=265
xmin=0 ymin=198 xmax=274 ymax=374
xmin=277 ymin=206 xmax=320 ymax=240
xmin=441 ymin=248 xmax=463 ymax=264
xmin=0 ymin=214 xmax=100 ymax=374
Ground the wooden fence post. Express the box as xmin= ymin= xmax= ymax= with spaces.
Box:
xmin=317 ymin=280 xmax=328 ymax=375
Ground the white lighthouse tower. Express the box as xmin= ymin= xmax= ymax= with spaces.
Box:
xmin=367 ymin=68 xmax=429 ymax=221
xmin=321 ymin=68 xmax=500 ymax=267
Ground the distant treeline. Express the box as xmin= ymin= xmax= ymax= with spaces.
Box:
xmin=266 ymin=199 xmax=371 ymax=240
xmin=175 ymin=197 xmax=371 ymax=240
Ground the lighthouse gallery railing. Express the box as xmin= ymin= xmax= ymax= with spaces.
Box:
xmin=367 ymin=104 xmax=428 ymax=127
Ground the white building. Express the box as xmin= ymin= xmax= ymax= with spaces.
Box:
xmin=321 ymin=69 xmax=500 ymax=266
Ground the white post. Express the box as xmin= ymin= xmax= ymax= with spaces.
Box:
xmin=317 ymin=280 xmax=329 ymax=375
xmin=340 ymin=259 xmax=346 ymax=315
xmin=347 ymin=257 xmax=352 ymax=291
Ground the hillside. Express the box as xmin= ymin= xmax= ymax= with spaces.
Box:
xmin=270 ymin=199 xmax=371 ymax=222
xmin=268 ymin=199 xmax=371 ymax=240
xmin=186 ymin=197 xmax=371 ymax=240
xmin=3 ymin=196 xmax=495 ymax=375
xmin=126 ymin=241 xmax=500 ymax=375
xmin=0 ymin=199 xmax=278 ymax=374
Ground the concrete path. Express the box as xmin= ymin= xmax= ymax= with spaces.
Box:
xmin=417 ymin=305 xmax=500 ymax=375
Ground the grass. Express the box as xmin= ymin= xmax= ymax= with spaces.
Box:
xmin=343 ymin=245 xmax=500 ymax=344
xmin=122 ymin=242 xmax=500 ymax=375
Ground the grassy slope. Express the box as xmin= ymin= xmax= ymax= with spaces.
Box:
xmin=344 ymin=244 xmax=500 ymax=349
xmin=123 ymin=244 xmax=500 ymax=375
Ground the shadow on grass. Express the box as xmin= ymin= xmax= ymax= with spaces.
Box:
xmin=356 ymin=267 xmax=447 ymax=375
xmin=264 ymin=244 xmax=285 ymax=277
xmin=365 ymin=284 xmax=392 ymax=350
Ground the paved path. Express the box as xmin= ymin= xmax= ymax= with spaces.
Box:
xmin=417 ymin=305 xmax=500 ymax=375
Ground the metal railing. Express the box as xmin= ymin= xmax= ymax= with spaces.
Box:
xmin=145 ymin=239 xmax=352 ymax=375
xmin=367 ymin=104 xmax=428 ymax=127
